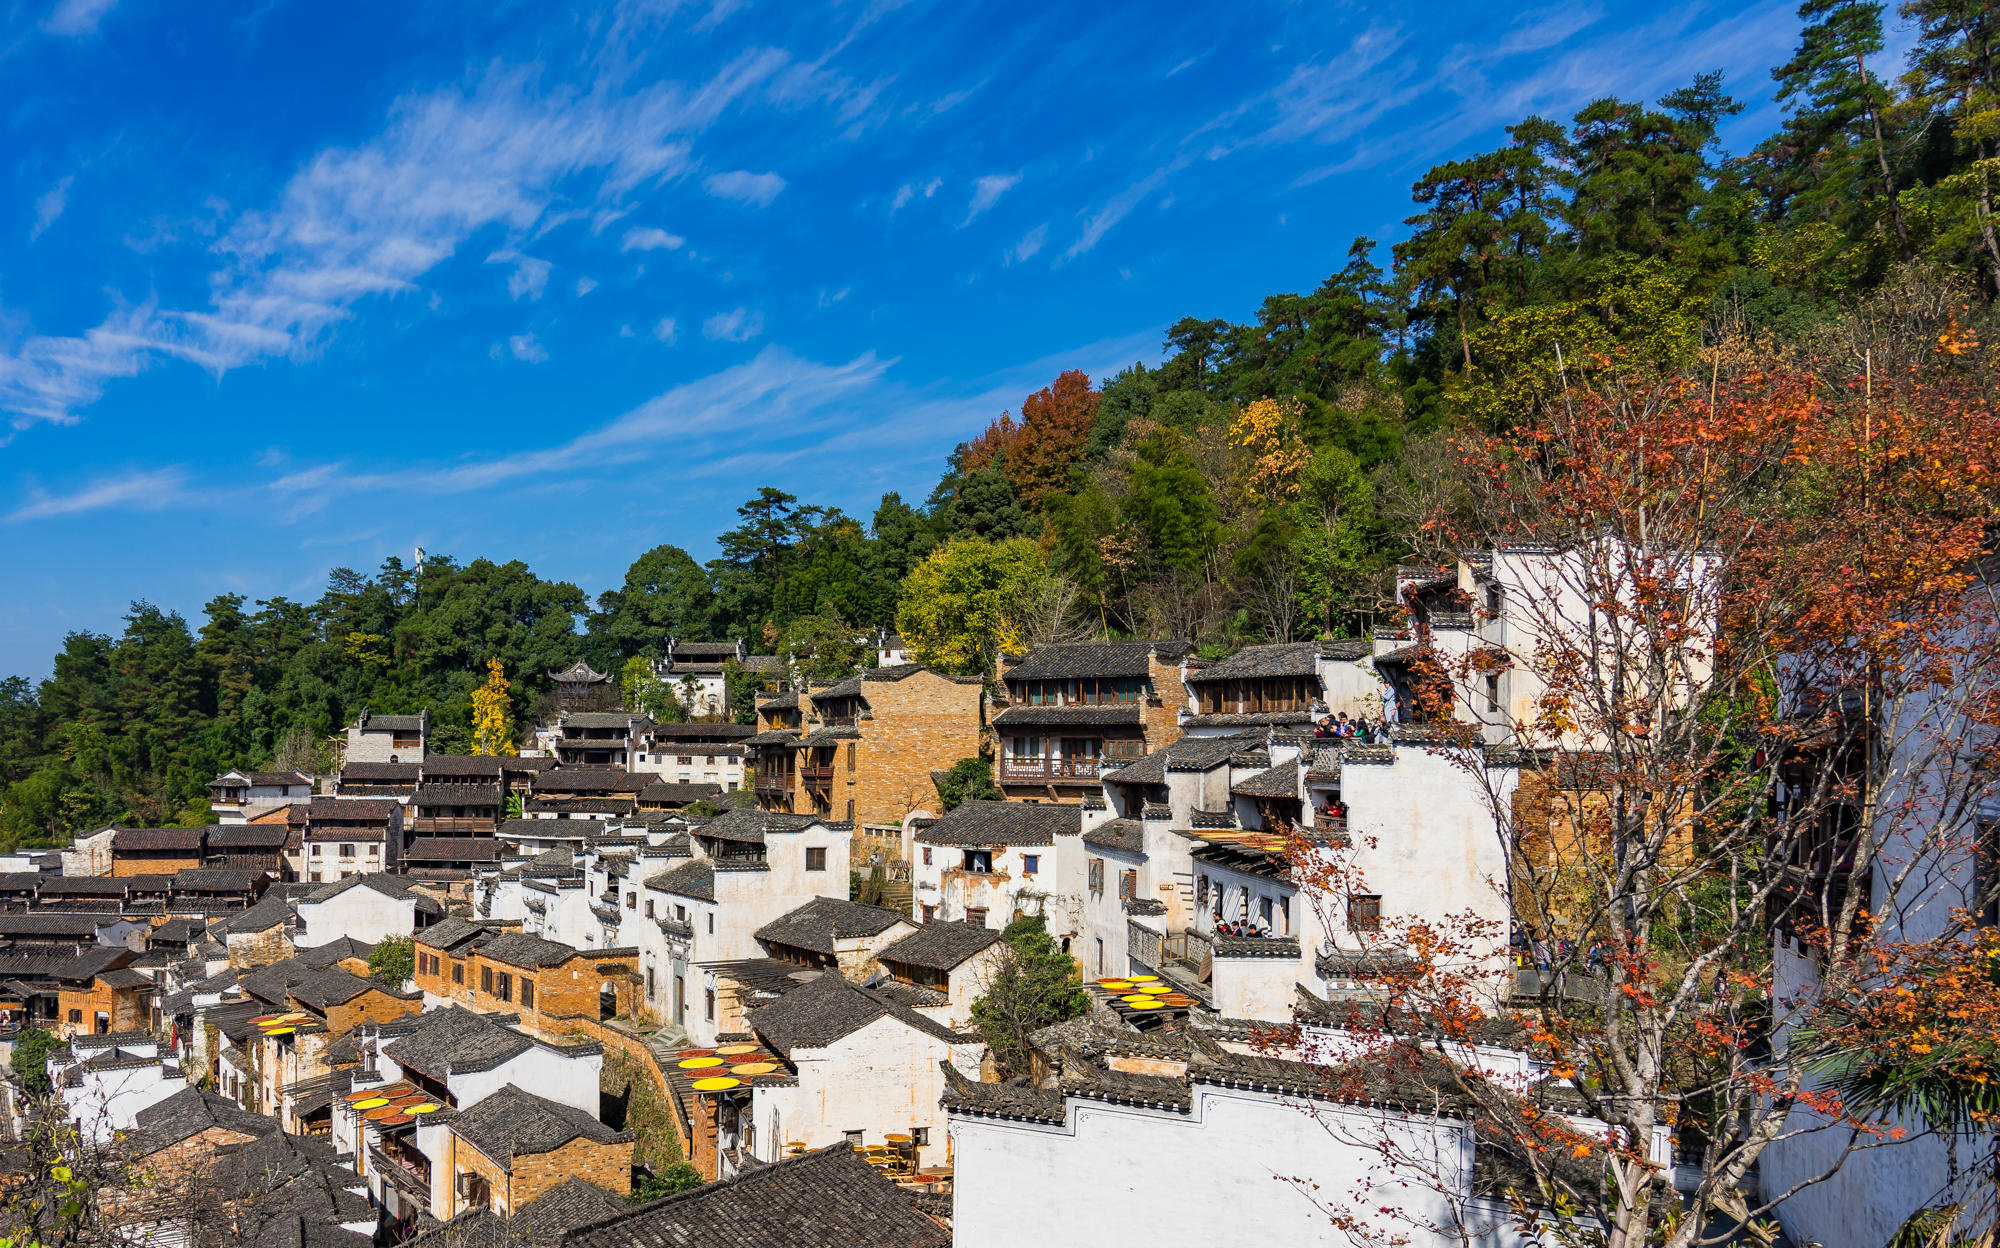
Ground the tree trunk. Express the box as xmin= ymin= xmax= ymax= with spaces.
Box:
xmin=1858 ymin=52 xmax=1914 ymax=261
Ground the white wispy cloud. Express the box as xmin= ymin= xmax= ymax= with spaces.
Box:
xmin=485 ymin=249 xmax=552 ymax=300
xmin=575 ymin=276 xmax=598 ymax=296
xmin=1008 ymin=224 xmax=1048 ymax=265
xmin=0 ymin=44 xmax=811 ymax=431
xmin=890 ymin=176 xmax=942 ymax=213
xmin=40 ymin=0 xmax=116 ymax=36
xmin=702 ymin=169 xmax=787 ymax=207
xmin=960 ymin=172 xmax=1020 ymax=226
xmin=10 ymin=466 xmax=186 ymax=521
xmin=621 ymin=226 xmax=686 ymax=252
xmin=702 ymin=308 xmax=764 ymax=342
xmin=267 ymin=347 xmax=886 ymax=503
xmin=1062 ymin=162 xmax=1184 ymax=262
xmin=31 ymin=177 xmax=73 ymax=240
xmin=653 ymin=317 xmax=679 ymax=343
xmin=508 ymin=333 xmax=548 ymax=363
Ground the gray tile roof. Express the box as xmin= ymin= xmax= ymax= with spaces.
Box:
xmin=755 ymin=898 xmax=909 ymax=955
xmin=340 ymin=763 xmax=423 ymax=781
xmin=414 ymin=916 xmax=489 ymax=951
xmin=381 ymin=1005 xmax=532 ymax=1078
xmin=449 ymin=1084 xmax=629 ymax=1170
xmin=1230 ymin=759 xmax=1299 ymax=797
xmin=1080 ymin=818 xmax=1144 ymax=853
xmin=508 ymin=1178 xmax=627 ymax=1246
xmin=303 ymin=873 xmax=444 ymax=914
xmin=795 ymin=726 xmax=862 ymax=747
xmin=112 ymin=828 xmax=206 ymax=852
xmin=308 ymin=797 xmax=401 ymax=820
xmin=478 ymin=931 xmax=584 ymax=969
xmin=403 ymin=838 xmax=506 ymax=862
xmin=212 ymin=896 xmax=293 ymax=936
xmin=208 ymin=825 xmax=291 ymax=847
xmin=878 ymin=921 xmax=1006 ymax=972
xmin=172 ymin=867 xmax=268 ymax=891
xmin=690 ymin=808 xmax=820 ymax=844
xmin=912 ymin=800 xmax=1079 ymax=847
xmin=638 ymin=781 xmax=723 ymax=803
xmin=1004 ymin=640 xmax=1191 ymax=680
xmin=530 ymin=769 xmax=650 ymax=794
xmin=128 ymin=1085 xmax=279 ymax=1152
xmin=420 ymin=755 xmax=506 ymax=777
xmin=413 ymin=783 xmax=504 ymax=805
xmin=356 ymin=712 xmax=427 ymax=730
xmin=1181 ymin=711 xmax=1318 ymax=728
xmin=939 ymin=1060 xmax=1066 ymax=1123
xmin=561 ymin=712 xmax=652 ymax=730
xmin=1101 ymin=734 xmax=1249 ymax=784
xmin=562 ymin=1143 xmax=950 ymax=1248
xmin=211 ymin=896 xmax=292 ymax=936
xmin=0 ymin=913 xmax=118 ymax=937
xmin=646 ymin=722 xmax=757 ymax=740
xmin=296 ymin=936 xmax=376 ymax=966
xmin=643 ymin=859 xmax=714 ymax=903
xmin=1186 ymin=639 xmax=1365 ymax=681
xmin=249 ymin=1217 xmax=373 ymax=1248
xmin=989 ymin=705 xmax=1144 ymax=726
xmin=749 ymin=972 xmax=962 ymax=1056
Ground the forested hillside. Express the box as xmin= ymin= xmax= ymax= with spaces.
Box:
xmin=5 ymin=0 xmax=1997 ymax=846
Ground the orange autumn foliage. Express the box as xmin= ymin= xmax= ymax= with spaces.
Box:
xmin=960 ymin=369 xmax=1100 ymax=509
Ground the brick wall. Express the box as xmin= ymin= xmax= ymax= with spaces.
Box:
xmin=321 ymin=988 xmax=423 ymax=1035
xmin=112 ymin=854 xmax=201 ymax=877
xmin=58 ymin=981 xmax=146 ymax=1038
xmin=1144 ymin=653 xmax=1189 ymax=748
xmin=507 ymin=1134 xmax=634 ymax=1210
xmin=439 ymin=949 xmax=643 ymax=1030
xmin=227 ymin=924 xmax=292 ymax=970
xmin=846 ymin=671 xmax=983 ymax=840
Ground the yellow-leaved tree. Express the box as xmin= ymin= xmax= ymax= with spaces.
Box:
xmin=1227 ymin=395 xmax=1312 ymax=506
xmin=895 ymin=537 xmax=1048 ymax=677
xmin=470 ymin=659 xmax=517 ymax=756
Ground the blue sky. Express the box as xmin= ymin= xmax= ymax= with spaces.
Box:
xmin=2 ymin=0 xmax=1814 ymax=680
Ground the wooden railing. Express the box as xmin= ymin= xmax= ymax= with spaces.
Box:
xmin=799 ymin=765 xmax=836 ymax=782
xmin=999 ymin=758 xmax=1103 ymax=781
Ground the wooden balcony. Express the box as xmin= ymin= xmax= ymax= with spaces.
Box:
xmin=799 ymin=765 xmax=836 ymax=784
xmin=755 ymin=773 xmax=792 ymax=793
xmin=410 ymin=817 xmax=496 ymax=835
xmin=999 ymin=758 xmax=1104 ymax=783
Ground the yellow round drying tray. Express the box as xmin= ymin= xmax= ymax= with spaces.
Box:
xmin=678 ymin=1057 xmax=725 ymax=1069
xmin=691 ymin=1077 xmax=740 ymax=1091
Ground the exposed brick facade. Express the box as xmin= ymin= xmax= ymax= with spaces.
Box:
xmin=755 ymin=669 xmax=984 ymax=854
xmin=414 ymin=941 xmax=642 ymax=1038
xmin=438 ymin=1128 xmax=633 ymax=1219
xmin=58 ymin=978 xmax=147 ymax=1038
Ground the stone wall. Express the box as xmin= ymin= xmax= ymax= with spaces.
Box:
xmin=58 ymin=982 xmax=146 ymax=1038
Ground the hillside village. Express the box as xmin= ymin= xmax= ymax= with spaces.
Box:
xmin=0 ymin=529 xmax=1987 ymax=1248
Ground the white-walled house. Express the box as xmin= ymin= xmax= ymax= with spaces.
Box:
xmin=343 ymin=709 xmax=428 ymax=765
xmin=49 ymin=1034 xmax=186 ymax=1144
xmin=294 ymin=873 xmax=444 ymax=948
xmin=946 ymin=1028 xmax=1579 ymax=1248
xmin=1757 ymin=630 xmax=2000 ymax=1248
xmin=335 ymin=1005 xmax=607 ymax=1225
xmin=911 ymin=801 xmax=1079 ymax=929
xmin=206 ymin=769 xmax=316 ymax=825
xmin=872 ymin=921 xmax=1009 ymax=1030
xmin=621 ymin=809 xmax=852 ymax=1044
xmin=718 ymin=972 xmax=978 ymax=1177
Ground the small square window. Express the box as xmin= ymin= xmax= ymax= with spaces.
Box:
xmin=645 ymin=900 xmax=655 ymax=918
xmin=310 ymin=844 xmax=322 ymax=857
xmin=1022 ymin=854 xmax=1039 ymax=876
xmin=806 ymin=847 xmax=827 ymax=872
xmin=626 ymin=893 xmax=637 ymax=910
xmin=1348 ymin=895 xmax=1383 ymax=933
xmin=481 ymin=967 xmax=493 ymax=993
